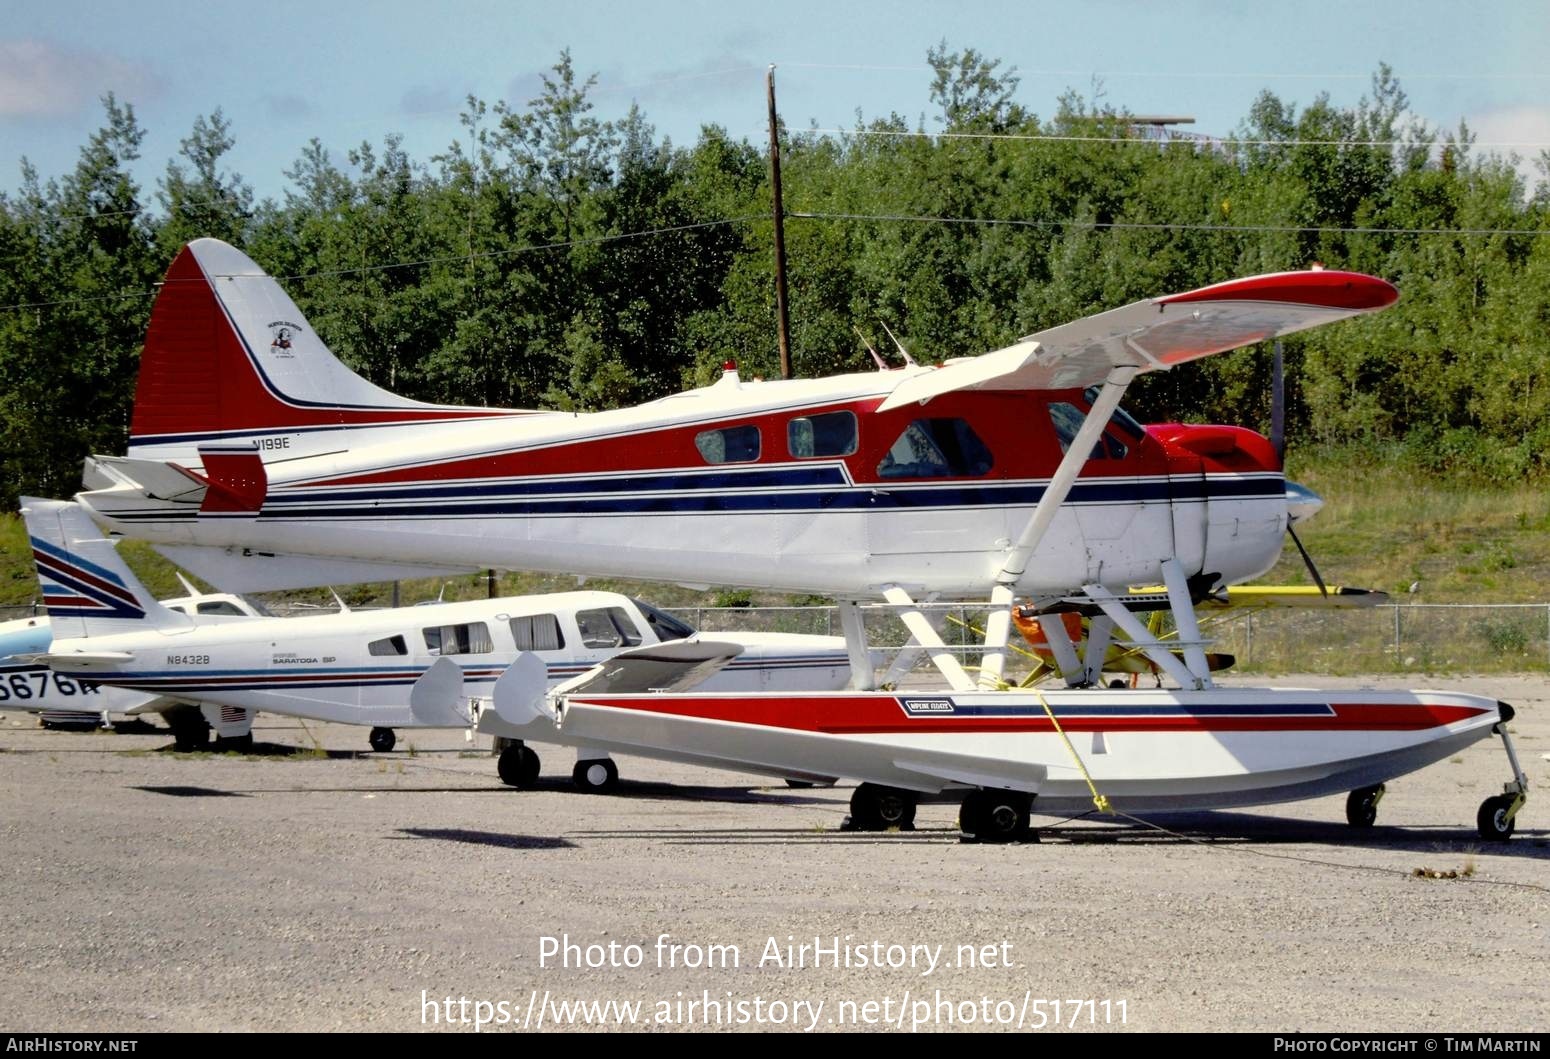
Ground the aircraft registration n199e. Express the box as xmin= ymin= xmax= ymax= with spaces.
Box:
xmin=74 ymin=239 xmax=1530 ymax=840
xmin=24 ymin=498 xmax=859 ymax=790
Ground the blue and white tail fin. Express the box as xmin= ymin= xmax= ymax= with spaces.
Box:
xmin=21 ymin=498 xmax=191 ymax=640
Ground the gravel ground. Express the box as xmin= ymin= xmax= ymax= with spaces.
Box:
xmin=1 ymin=673 xmax=1545 ymax=1034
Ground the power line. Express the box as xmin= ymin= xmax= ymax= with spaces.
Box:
xmin=803 ymin=127 xmax=1550 ymax=150
xmin=0 ymin=215 xmax=759 ymax=314
xmin=790 ymin=210 xmax=1550 ymax=238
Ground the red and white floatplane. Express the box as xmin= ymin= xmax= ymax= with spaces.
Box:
xmin=75 ymin=240 xmax=1528 ymax=842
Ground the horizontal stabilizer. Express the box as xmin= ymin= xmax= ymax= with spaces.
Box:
xmin=408 ymin=657 xmax=468 ymax=727
xmin=80 ymin=455 xmax=207 ymax=505
xmin=34 ymin=650 xmax=136 ymax=668
xmin=879 ymin=269 xmax=1397 ymax=409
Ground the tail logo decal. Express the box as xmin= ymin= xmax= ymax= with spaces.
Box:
xmin=30 ymin=536 xmax=147 ymax=621
xmin=267 ymin=320 xmax=301 ymax=358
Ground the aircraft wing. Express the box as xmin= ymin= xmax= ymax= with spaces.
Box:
xmin=879 ymin=269 xmax=1397 ymax=410
xmin=553 ymin=640 xmax=747 ymax=698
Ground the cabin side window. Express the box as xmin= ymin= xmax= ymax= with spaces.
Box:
xmin=575 ymin=607 xmax=644 ymax=649
xmin=1048 ymin=401 xmax=1129 ymax=459
xmin=196 ymin=600 xmax=246 ymax=616
xmin=422 ymin=622 xmax=493 ymax=655
xmin=694 ymin=425 xmax=760 ymax=464
xmin=787 ymin=410 xmax=858 ymax=459
xmin=876 ymin=418 xmax=994 ymax=478
xmin=510 ymin=614 xmax=565 ymax=652
xmin=368 ymin=634 xmax=407 ymax=657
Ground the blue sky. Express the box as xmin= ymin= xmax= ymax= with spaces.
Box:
xmin=3 ymin=0 xmax=1547 ymax=204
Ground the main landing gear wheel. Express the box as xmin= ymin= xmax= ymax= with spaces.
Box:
xmin=497 ymin=743 xmax=541 ymax=788
xmin=169 ymin=714 xmax=211 ymax=753
xmin=368 ymin=727 xmax=396 ymax=753
xmin=572 ymin=758 xmax=620 ymax=793
xmin=1345 ymin=784 xmax=1385 ymax=828
xmin=840 ymin=783 xmax=917 ymax=832
xmin=959 ymin=789 xmax=1036 ymax=844
xmin=1476 ymin=794 xmax=1518 ymax=842
xmin=217 ymin=733 xmax=254 ymax=753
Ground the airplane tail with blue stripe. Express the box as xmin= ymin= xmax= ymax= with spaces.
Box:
xmin=21 ymin=498 xmax=191 ymax=640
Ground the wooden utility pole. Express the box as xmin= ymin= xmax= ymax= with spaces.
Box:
xmin=766 ymin=64 xmax=793 ymax=379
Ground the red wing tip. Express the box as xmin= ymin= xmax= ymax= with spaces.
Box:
xmin=1161 ymin=270 xmax=1399 ymax=311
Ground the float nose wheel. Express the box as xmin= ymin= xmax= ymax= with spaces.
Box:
xmin=1477 ymin=704 xmax=1529 ymax=843
xmin=572 ymin=757 xmax=620 ymax=793
xmin=1345 ymin=784 xmax=1385 ymax=828
xmin=368 ymin=726 xmax=396 ymax=753
xmin=496 ymin=741 xmax=542 ymax=788
xmin=840 ymin=783 xmax=917 ymax=832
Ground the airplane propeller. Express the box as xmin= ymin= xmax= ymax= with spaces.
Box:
xmin=1273 ymin=338 xmax=1330 ymax=598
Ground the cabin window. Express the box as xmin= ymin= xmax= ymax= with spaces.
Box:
xmin=422 ymin=622 xmax=493 ymax=655
xmin=575 ymin=607 xmax=644 ymax=649
xmin=1083 ymin=386 xmax=1146 ymax=442
xmin=877 ymin=418 xmax=994 ymax=478
xmin=166 ymin=605 xmax=187 ymax=614
xmin=632 ymin=598 xmax=696 ymax=642
xmin=695 ymin=425 xmax=760 ymax=464
xmin=510 ymin=614 xmax=565 ymax=652
xmin=196 ymin=600 xmax=246 ymax=616
xmin=368 ymin=635 xmax=407 ymax=657
xmin=787 ymin=410 xmax=858 ymax=458
xmin=1049 ymin=402 xmax=1128 ymax=459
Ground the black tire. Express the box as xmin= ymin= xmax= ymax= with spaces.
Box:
xmin=1345 ymin=784 xmax=1384 ymax=828
xmin=368 ymin=726 xmax=396 ymax=753
xmin=497 ymin=743 xmax=541 ymax=788
xmin=1476 ymin=794 xmax=1516 ymax=842
xmin=572 ymin=758 xmax=620 ymax=794
xmin=170 ymin=715 xmax=211 ymax=753
xmin=959 ymin=789 xmax=1033 ymax=844
xmin=217 ymin=733 xmax=254 ymax=753
xmin=845 ymin=783 xmax=917 ymax=831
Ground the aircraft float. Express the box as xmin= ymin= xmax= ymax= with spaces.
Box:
xmin=69 ymin=239 xmax=1529 ymax=841
xmin=23 ymin=498 xmax=859 ymax=789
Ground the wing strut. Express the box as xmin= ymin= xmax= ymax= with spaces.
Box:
xmin=979 ymin=366 xmax=1137 ymax=688
xmin=880 ymin=585 xmax=976 ymax=692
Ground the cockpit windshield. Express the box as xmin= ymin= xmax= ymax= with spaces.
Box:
xmin=631 ymin=598 xmax=697 ymax=642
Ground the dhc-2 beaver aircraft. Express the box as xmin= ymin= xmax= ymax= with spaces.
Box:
xmin=23 ymin=498 xmax=858 ymax=788
xmin=73 ymin=239 xmax=1529 ymax=841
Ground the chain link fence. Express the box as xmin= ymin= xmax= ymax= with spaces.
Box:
xmin=6 ymin=599 xmax=1548 ymax=674
xmin=680 ymin=602 xmax=1550 ymax=676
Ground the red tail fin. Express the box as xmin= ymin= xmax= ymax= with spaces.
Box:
xmin=130 ymin=239 xmax=521 ymax=459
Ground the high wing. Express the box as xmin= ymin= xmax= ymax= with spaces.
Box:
xmin=879 ymin=269 xmax=1397 ymax=410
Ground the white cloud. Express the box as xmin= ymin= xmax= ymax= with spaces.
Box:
xmin=0 ymin=38 xmax=162 ymax=119
xmin=1466 ymin=104 xmax=1550 ymax=192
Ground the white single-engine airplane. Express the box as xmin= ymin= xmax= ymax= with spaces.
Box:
xmin=73 ymin=239 xmax=1529 ymax=840
xmin=24 ymin=498 xmax=858 ymax=789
